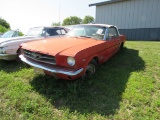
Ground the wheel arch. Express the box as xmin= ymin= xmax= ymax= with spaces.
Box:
xmin=92 ymin=56 xmax=99 ymax=65
xmin=16 ymin=48 xmax=20 ymax=54
xmin=83 ymin=55 xmax=99 ymax=68
xmin=120 ymin=42 xmax=124 ymax=49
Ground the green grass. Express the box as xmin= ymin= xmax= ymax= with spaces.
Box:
xmin=0 ymin=41 xmax=160 ymax=120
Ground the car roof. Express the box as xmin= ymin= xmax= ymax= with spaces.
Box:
xmin=30 ymin=26 xmax=68 ymax=29
xmin=29 ymin=26 xmax=70 ymax=32
xmin=66 ymin=24 xmax=115 ymax=28
xmin=79 ymin=24 xmax=115 ymax=28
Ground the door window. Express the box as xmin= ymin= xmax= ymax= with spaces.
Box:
xmin=108 ymin=27 xmax=118 ymax=39
xmin=61 ymin=29 xmax=67 ymax=35
xmin=46 ymin=28 xmax=60 ymax=36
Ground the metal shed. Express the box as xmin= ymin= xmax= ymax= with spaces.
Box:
xmin=89 ymin=0 xmax=160 ymax=40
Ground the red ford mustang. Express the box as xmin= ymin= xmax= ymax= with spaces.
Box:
xmin=19 ymin=24 xmax=126 ymax=80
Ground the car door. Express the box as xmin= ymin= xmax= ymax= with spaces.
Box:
xmin=105 ymin=27 xmax=119 ymax=58
xmin=111 ymin=27 xmax=121 ymax=51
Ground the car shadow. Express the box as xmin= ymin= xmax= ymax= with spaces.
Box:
xmin=0 ymin=60 xmax=26 ymax=73
xmin=29 ymin=47 xmax=145 ymax=116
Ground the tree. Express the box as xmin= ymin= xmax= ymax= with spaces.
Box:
xmin=0 ymin=25 xmax=8 ymax=33
xmin=82 ymin=15 xmax=94 ymax=24
xmin=51 ymin=22 xmax=60 ymax=26
xmin=62 ymin=16 xmax=82 ymax=26
xmin=0 ymin=17 xmax=10 ymax=29
xmin=18 ymin=31 xmax=24 ymax=36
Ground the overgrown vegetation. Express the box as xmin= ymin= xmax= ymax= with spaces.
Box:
xmin=0 ymin=41 xmax=159 ymax=119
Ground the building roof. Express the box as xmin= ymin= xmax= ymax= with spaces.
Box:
xmin=89 ymin=0 xmax=130 ymax=7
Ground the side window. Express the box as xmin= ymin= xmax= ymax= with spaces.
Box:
xmin=41 ymin=29 xmax=46 ymax=37
xmin=56 ymin=29 xmax=61 ymax=34
xmin=108 ymin=27 xmax=118 ymax=39
xmin=61 ymin=29 xmax=67 ymax=35
xmin=46 ymin=29 xmax=60 ymax=36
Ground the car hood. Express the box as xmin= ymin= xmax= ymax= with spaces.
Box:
xmin=0 ymin=36 xmax=38 ymax=44
xmin=22 ymin=36 xmax=102 ymax=56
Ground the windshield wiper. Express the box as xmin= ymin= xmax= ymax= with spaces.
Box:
xmin=79 ymin=36 xmax=91 ymax=38
xmin=67 ymin=35 xmax=91 ymax=39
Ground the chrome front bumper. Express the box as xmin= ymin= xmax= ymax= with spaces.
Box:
xmin=0 ymin=54 xmax=17 ymax=60
xmin=19 ymin=55 xmax=83 ymax=76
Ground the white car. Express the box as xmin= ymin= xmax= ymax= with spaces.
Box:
xmin=0 ymin=33 xmax=3 ymax=37
xmin=0 ymin=30 xmax=20 ymax=38
xmin=0 ymin=26 xmax=69 ymax=60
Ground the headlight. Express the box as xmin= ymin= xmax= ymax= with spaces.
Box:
xmin=67 ymin=57 xmax=75 ymax=66
xmin=0 ymin=47 xmax=6 ymax=54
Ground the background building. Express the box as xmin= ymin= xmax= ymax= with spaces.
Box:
xmin=89 ymin=0 xmax=160 ymax=40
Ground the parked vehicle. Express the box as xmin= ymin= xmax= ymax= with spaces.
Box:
xmin=0 ymin=33 xmax=3 ymax=37
xmin=0 ymin=30 xmax=20 ymax=38
xmin=19 ymin=24 xmax=126 ymax=80
xmin=0 ymin=26 xmax=69 ymax=60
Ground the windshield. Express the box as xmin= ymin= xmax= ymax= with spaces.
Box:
xmin=25 ymin=27 xmax=45 ymax=37
xmin=67 ymin=25 xmax=106 ymax=40
xmin=1 ymin=30 xmax=18 ymax=38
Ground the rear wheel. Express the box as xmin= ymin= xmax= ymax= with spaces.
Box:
xmin=120 ymin=42 xmax=124 ymax=50
xmin=82 ymin=59 xmax=97 ymax=79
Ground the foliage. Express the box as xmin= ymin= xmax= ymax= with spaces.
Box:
xmin=18 ymin=31 xmax=24 ymax=36
xmin=0 ymin=17 xmax=10 ymax=29
xmin=82 ymin=15 xmax=94 ymax=24
xmin=0 ymin=41 xmax=160 ymax=119
xmin=62 ymin=16 xmax=82 ymax=26
xmin=0 ymin=25 xmax=8 ymax=33
xmin=51 ymin=22 xmax=60 ymax=26
xmin=53 ymin=15 xmax=94 ymax=26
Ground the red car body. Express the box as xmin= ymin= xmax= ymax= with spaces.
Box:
xmin=19 ymin=24 xmax=126 ymax=80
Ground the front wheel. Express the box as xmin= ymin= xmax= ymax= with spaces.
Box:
xmin=16 ymin=49 xmax=21 ymax=62
xmin=82 ymin=59 xmax=97 ymax=79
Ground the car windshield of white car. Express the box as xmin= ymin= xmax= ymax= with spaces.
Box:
xmin=66 ymin=25 xmax=106 ymax=40
xmin=1 ymin=30 xmax=16 ymax=38
xmin=25 ymin=27 xmax=44 ymax=37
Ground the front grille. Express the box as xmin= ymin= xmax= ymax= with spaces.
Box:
xmin=23 ymin=49 xmax=56 ymax=65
